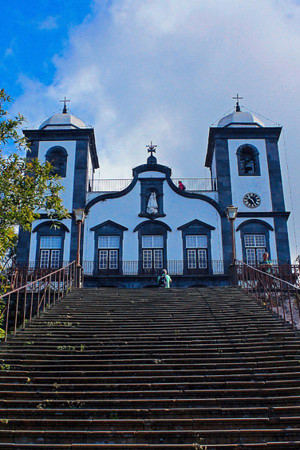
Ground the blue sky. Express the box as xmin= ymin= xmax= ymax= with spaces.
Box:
xmin=2 ymin=0 xmax=300 ymax=259
xmin=1 ymin=1 xmax=94 ymax=98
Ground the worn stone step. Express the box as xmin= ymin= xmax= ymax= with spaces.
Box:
xmin=1 ymin=286 xmax=299 ymax=447
xmin=0 ymin=416 xmax=300 ymax=432
xmin=0 ymin=428 xmax=300 ymax=445
xmin=0 ymin=395 xmax=299 ymax=409
xmin=0 ymin=443 xmax=300 ymax=449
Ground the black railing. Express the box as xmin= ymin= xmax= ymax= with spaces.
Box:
xmin=0 ymin=262 xmax=79 ymax=342
xmin=236 ymin=261 xmax=300 ymax=329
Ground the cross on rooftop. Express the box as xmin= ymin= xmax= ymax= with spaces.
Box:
xmin=233 ymin=93 xmax=243 ymax=112
xmin=146 ymin=141 xmax=157 ymax=157
xmin=60 ymin=96 xmax=70 ymax=114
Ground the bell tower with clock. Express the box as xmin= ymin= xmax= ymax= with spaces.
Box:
xmin=205 ymin=96 xmax=290 ymax=265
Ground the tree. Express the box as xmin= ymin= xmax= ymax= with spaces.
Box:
xmin=0 ymin=89 xmax=69 ymax=268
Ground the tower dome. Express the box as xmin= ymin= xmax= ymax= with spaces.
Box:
xmin=39 ymin=112 xmax=87 ymax=130
xmin=218 ymin=108 xmax=264 ymax=128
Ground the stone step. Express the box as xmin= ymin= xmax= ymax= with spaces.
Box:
xmin=0 ymin=416 xmax=300 ymax=431
xmin=0 ymin=396 xmax=299 ymax=409
xmin=1 ymin=406 xmax=299 ymax=419
xmin=0 ymin=428 xmax=300 ymax=445
xmin=1 ymin=286 xmax=299 ymax=447
xmin=0 ymin=443 xmax=300 ymax=449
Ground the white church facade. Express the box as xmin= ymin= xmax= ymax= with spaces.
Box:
xmin=16 ymin=101 xmax=291 ymax=287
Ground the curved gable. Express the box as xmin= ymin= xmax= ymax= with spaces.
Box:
xmin=32 ymin=221 xmax=70 ymax=233
xmin=236 ymin=219 xmax=274 ymax=232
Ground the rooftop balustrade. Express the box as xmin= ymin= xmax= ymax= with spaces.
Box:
xmin=88 ymin=177 xmax=217 ymax=192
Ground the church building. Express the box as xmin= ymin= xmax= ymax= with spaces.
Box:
xmin=16 ymin=99 xmax=291 ymax=287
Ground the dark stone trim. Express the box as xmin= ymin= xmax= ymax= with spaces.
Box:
xmin=34 ymin=225 xmax=66 ymax=268
xmin=205 ymin=126 xmax=282 ymax=167
xmin=87 ymin=161 xmax=222 ymax=216
xmin=85 ymin=177 xmax=139 ymax=211
xmin=166 ymin=174 xmax=223 ymax=214
xmin=133 ymin=163 xmax=171 ymax=177
xmin=179 ymin=221 xmax=213 ymax=275
xmin=134 ymin=220 xmax=172 ymax=233
xmin=237 ymin=211 xmax=290 ymax=218
xmin=139 ymin=177 xmax=165 ymax=218
xmin=236 ymin=219 xmax=274 ymax=232
xmin=273 ymin=216 xmax=291 ymax=264
xmin=23 ymin=128 xmax=99 ymax=169
xmin=224 ymin=121 xmax=263 ymax=128
xmin=91 ymin=220 xmax=128 ymax=232
xmin=45 ymin=146 xmax=68 ymax=177
xmin=70 ymin=139 xmax=89 ymax=262
xmin=35 ymin=213 xmax=73 ymax=219
xmin=32 ymin=221 xmax=70 ymax=233
xmin=139 ymin=213 xmax=166 ymax=218
xmin=239 ymin=223 xmax=271 ymax=262
xmin=16 ymin=229 xmax=31 ymax=266
xmin=134 ymin=220 xmax=170 ymax=274
xmin=236 ymin=144 xmax=261 ymax=176
xmin=178 ymin=219 xmax=215 ymax=231
xmin=91 ymin=221 xmax=126 ymax=275
xmin=265 ymin=138 xmax=285 ymax=212
xmin=25 ymin=140 xmax=39 ymax=160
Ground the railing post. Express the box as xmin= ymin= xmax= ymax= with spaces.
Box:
xmin=4 ymin=294 xmax=11 ymax=342
xmin=229 ymin=263 xmax=237 ymax=286
xmin=76 ymin=265 xmax=83 ymax=288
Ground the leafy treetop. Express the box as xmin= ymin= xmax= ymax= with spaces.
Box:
xmin=0 ymin=89 xmax=69 ymax=266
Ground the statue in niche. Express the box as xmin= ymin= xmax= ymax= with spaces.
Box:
xmin=147 ymin=191 xmax=158 ymax=214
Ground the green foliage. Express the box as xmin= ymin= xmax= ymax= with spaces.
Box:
xmin=0 ymin=419 xmax=9 ymax=425
xmin=0 ymin=88 xmax=69 ymax=265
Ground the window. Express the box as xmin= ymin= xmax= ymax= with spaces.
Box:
xmin=186 ymin=235 xmax=208 ymax=270
xmin=46 ymin=147 xmax=68 ymax=177
xmin=142 ymin=235 xmax=163 ymax=270
xmin=244 ymin=234 xmax=266 ymax=265
xmin=39 ymin=236 xmax=61 ymax=268
xmin=237 ymin=145 xmax=260 ymax=176
xmin=98 ymin=235 xmax=120 ymax=270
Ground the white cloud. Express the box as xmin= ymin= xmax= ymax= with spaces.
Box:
xmin=38 ymin=16 xmax=59 ymax=30
xmin=11 ymin=0 xmax=300 ymax=257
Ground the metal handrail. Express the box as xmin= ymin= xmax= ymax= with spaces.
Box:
xmin=0 ymin=261 xmax=78 ymax=342
xmin=236 ymin=261 xmax=300 ymax=329
xmin=81 ymin=260 xmax=226 ymax=276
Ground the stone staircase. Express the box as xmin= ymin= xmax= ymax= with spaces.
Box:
xmin=0 ymin=287 xmax=300 ymax=449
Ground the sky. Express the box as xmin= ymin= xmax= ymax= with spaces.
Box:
xmin=2 ymin=0 xmax=300 ymax=259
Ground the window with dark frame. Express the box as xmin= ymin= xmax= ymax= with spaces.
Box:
xmin=237 ymin=145 xmax=260 ymax=176
xmin=39 ymin=236 xmax=62 ymax=268
xmin=45 ymin=147 xmax=68 ymax=177
xmin=98 ymin=236 xmax=120 ymax=270
xmin=244 ymin=234 xmax=267 ymax=266
xmin=186 ymin=235 xmax=208 ymax=270
xmin=142 ymin=235 xmax=163 ymax=270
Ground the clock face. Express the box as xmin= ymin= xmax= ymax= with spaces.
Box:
xmin=243 ymin=192 xmax=261 ymax=208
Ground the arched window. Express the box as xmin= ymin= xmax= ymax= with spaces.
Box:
xmin=32 ymin=221 xmax=69 ymax=269
xmin=236 ymin=220 xmax=274 ymax=266
xmin=45 ymin=146 xmax=68 ymax=177
xmin=90 ymin=220 xmax=128 ymax=275
xmin=178 ymin=219 xmax=215 ymax=274
xmin=237 ymin=145 xmax=260 ymax=176
xmin=134 ymin=220 xmax=171 ymax=275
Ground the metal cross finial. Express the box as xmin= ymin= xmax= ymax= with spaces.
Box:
xmin=146 ymin=141 xmax=157 ymax=157
xmin=233 ymin=93 xmax=243 ymax=112
xmin=60 ymin=96 xmax=70 ymax=114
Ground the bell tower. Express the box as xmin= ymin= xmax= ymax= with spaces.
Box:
xmin=16 ymin=101 xmax=99 ymax=266
xmin=205 ymin=98 xmax=290 ymax=265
